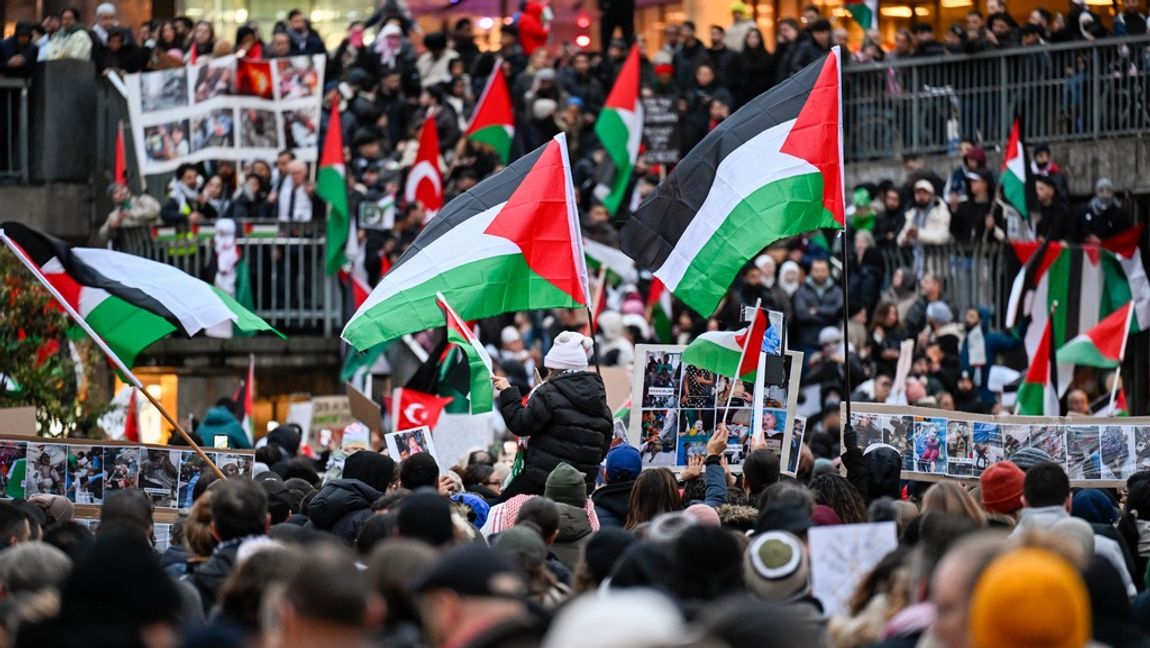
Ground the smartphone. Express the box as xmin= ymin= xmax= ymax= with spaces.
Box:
xmin=213 ymin=435 xmax=228 ymax=449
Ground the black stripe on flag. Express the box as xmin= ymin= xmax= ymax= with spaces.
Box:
xmin=619 ymin=53 xmax=827 ymax=273
xmin=390 ymin=143 xmax=546 ymax=273
xmin=1064 ymin=247 xmax=1082 ymax=342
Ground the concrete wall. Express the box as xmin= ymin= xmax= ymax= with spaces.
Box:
xmin=0 ymin=183 xmax=94 ymax=243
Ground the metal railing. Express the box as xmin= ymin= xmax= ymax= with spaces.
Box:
xmin=843 ymin=36 xmax=1150 ymax=161
xmin=0 ymin=78 xmax=29 ymax=182
xmin=872 ymin=242 xmax=1013 ymax=328
xmin=111 ymin=222 xmax=345 ymax=335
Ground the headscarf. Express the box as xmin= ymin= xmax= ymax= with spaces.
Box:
xmin=778 ymin=260 xmax=802 ymax=296
xmin=754 ymin=254 xmax=777 ymax=288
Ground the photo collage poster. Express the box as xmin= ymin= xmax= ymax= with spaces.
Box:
xmin=125 ymin=54 xmax=325 ymax=176
xmin=628 ymin=345 xmax=802 ymax=471
xmin=846 ymin=403 xmax=1150 ymax=484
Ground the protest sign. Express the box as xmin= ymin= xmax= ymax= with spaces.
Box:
xmin=124 ymin=55 xmax=325 ymax=176
xmin=809 ymin=522 xmax=899 ymax=616
xmin=844 ymin=402 xmax=1150 ymax=487
xmin=346 ymin=382 xmax=383 ymax=432
xmin=306 ymin=395 xmax=354 ymax=450
xmin=0 ymin=407 xmax=36 ymax=437
xmin=640 ymin=96 xmax=680 ymax=165
xmin=385 ymin=425 xmax=439 ymax=464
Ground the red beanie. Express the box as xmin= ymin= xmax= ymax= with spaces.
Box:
xmin=980 ymin=461 xmax=1025 ymax=514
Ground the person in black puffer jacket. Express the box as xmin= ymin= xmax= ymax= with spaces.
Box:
xmin=494 ymin=331 xmax=613 ymax=500
xmin=305 ymin=451 xmax=393 ymax=545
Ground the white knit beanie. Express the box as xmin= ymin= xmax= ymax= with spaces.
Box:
xmin=544 ymin=331 xmax=592 ymax=371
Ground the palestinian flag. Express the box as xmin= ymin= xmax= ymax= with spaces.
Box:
xmin=583 ymin=238 xmax=638 ymax=285
xmin=619 ymin=49 xmax=844 ymax=317
xmin=1000 ymin=112 xmax=1031 ymax=220
xmin=404 ymin=112 xmax=444 ymax=218
xmin=1006 ymin=240 xmax=1137 ymax=368
xmin=594 ymin=44 xmax=644 ymax=215
xmin=845 ymin=0 xmax=878 ymax=29
xmin=465 ymin=62 xmax=515 ymax=164
xmin=343 ymin=135 xmax=590 ymax=350
xmin=1057 ymin=301 xmax=1133 ymax=368
xmin=318 ymin=102 xmax=351 ymax=274
xmin=2 ymin=223 xmax=280 ymax=361
xmin=613 ymin=397 xmax=631 ymax=422
xmin=648 ymin=277 xmax=673 ymax=343
xmin=1016 ymin=316 xmax=1060 ymax=416
xmin=681 ymin=306 xmax=767 ymax=379
xmin=1101 ymin=225 xmax=1150 ymax=332
xmin=436 ymin=292 xmax=494 ymax=414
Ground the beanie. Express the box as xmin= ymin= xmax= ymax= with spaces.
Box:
xmin=544 ymin=463 xmax=588 ymax=507
xmin=1011 ymin=447 xmax=1052 ymax=471
xmin=341 ymin=423 xmax=370 ymax=452
xmin=583 ymin=528 xmax=636 ymax=583
xmin=979 ymin=461 xmax=1025 ymax=514
xmin=396 ymin=491 xmax=454 ymax=547
xmin=605 ymin=444 xmax=643 ymax=482
xmin=969 ymin=549 xmax=1090 ymax=648
xmin=544 ymin=331 xmax=591 ymax=370
xmin=744 ymin=531 xmax=810 ymax=603
xmin=493 ymin=525 xmax=547 ymax=561
xmin=1071 ymin=489 xmax=1118 ymax=525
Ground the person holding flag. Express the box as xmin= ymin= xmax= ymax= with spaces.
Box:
xmin=492 ymin=331 xmax=613 ymax=500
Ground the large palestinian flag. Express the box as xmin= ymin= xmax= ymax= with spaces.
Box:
xmin=465 ymin=63 xmax=515 ymax=164
xmin=318 ymin=101 xmax=351 ymax=274
xmin=343 ymin=134 xmax=590 ymax=350
xmin=594 ymin=44 xmax=643 ymax=215
xmin=619 ymin=48 xmax=844 ymax=317
xmin=1006 ymin=240 xmax=1139 ymax=367
xmin=2 ymin=223 xmax=280 ymax=365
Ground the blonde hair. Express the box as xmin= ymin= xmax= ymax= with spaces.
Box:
xmin=921 ymin=481 xmax=987 ymax=526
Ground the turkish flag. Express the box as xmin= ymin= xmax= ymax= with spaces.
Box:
xmin=403 ymin=112 xmax=443 ymax=219
xmin=391 ymin=387 xmax=452 ymax=432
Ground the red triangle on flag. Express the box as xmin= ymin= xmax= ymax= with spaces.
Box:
xmin=1102 ymin=224 xmax=1144 ymax=259
xmin=604 ymin=44 xmax=641 ymax=111
xmin=404 ymin=113 xmax=444 ymax=215
xmin=466 ymin=63 xmax=515 ymax=134
xmin=483 ymin=136 xmax=589 ymax=306
xmin=780 ymin=50 xmax=844 ymax=226
xmin=734 ymin=307 xmax=768 ymax=377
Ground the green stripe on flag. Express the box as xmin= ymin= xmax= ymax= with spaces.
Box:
xmin=210 ymin=287 xmax=284 ymax=338
xmin=595 ymin=108 xmax=634 ymax=214
xmin=445 ymin=324 xmax=493 ymax=414
xmin=1058 ymin=336 xmax=1120 ymax=368
xmin=682 ymin=333 xmax=746 ymax=379
xmin=1002 ymin=170 xmax=1028 ymax=220
xmin=86 ymin=296 xmax=176 ymax=366
xmin=468 ymin=125 xmax=513 ymax=165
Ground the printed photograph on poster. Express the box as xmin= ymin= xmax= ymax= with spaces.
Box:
xmin=385 ymin=426 xmax=438 ymax=462
xmin=1135 ymin=426 xmax=1150 ymax=471
xmin=681 ymin=364 xmax=716 ymax=409
xmin=1067 ymin=425 xmax=1101 ymax=479
xmin=851 ymin=413 xmax=882 ymax=448
xmin=140 ymin=66 xmax=189 ymax=112
xmin=947 ymin=420 xmax=973 ymax=477
xmin=760 ymin=408 xmax=788 ymax=456
xmin=66 ymin=446 xmax=103 ymax=504
xmin=677 ymin=410 xmax=713 ymax=464
xmin=912 ymin=416 xmax=947 ymax=474
xmin=722 ymin=409 xmax=753 ymax=464
xmin=763 ymin=310 xmax=785 ymax=356
xmin=276 ymin=56 xmax=320 ymax=98
xmin=972 ymin=422 xmax=1003 ymax=474
xmin=282 ymin=107 xmax=318 ymax=150
xmin=0 ymin=442 xmax=26 ymax=499
xmin=1003 ymin=424 xmax=1030 ymax=460
xmin=881 ymin=414 xmax=913 ymax=457
xmin=177 ymin=450 xmax=214 ymax=508
xmin=787 ymin=415 xmax=807 ymax=473
xmin=193 ymin=63 xmax=235 ymax=102
xmin=104 ymin=447 xmax=141 ymax=492
xmin=640 ymin=351 xmax=681 ymax=408
xmin=239 ymin=108 xmax=280 ymax=149
xmin=26 ymin=444 xmax=66 ymax=496
xmin=1099 ymin=425 xmax=1136 ymax=480
xmin=216 ymin=453 xmax=254 ymax=478
xmin=139 ymin=449 xmax=180 ymax=506
xmin=762 ymin=383 xmax=787 ymax=409
xmin=1029 ymin=425 xmax=1067 ymax=465
xmin=143 ymin=120 xmax=191 ymax=163
xmin=190 ymin=109 xmax=235 ymax=151
xmin=638 ymin=409 xmax=677 ymax=466
xmin=716 ymin=376 xmax=753 ymax=410
xmin=236 ymin=59 xmax=274 ymax=98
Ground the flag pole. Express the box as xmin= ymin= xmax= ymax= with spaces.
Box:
xmin=1107 ymin=302 xmax=1134 ymax=414
xmin=839 ymin=230 xmax=854 ymax=437
xmin=0 ymin=230 xmax=226 ymax=480
xmin=722 ymin=298 xmax=761 ymax=423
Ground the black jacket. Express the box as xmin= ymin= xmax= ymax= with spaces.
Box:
xmin=591 ymin=479 xmax=633 ymax=528
xmin=190 ymin=541 xmax=241 ymax=615
xmin=498 ymin=371 xmax=613 ymax=495
xmin=305 ymin=479 xmax=383 ymax=545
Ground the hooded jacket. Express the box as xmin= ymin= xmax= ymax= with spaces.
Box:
xmin=498 ymin=371 xmax=613 ymax=496
xmin=305 ymin=479 xmax=383 ymax=546
xmin=197 ymin=406 xmax=251 ymax=449
xmin=592 ymin=480 xmax=634 ymax=528
xmin=518 ymin=2 xmax=550 ymax=55
xmin=545 ymin=463 xmax=595 ymax=568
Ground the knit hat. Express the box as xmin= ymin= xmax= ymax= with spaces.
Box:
xmin=493 ymin=525 xmax=547 ymax=561
xmin=257 ymin=477 xmax=292 ymax=524
xmin=969 ymin=549 xmax=1090 ymax=648
xmin=344 ymin=450 xmax=396 ymax=493
xmin=810 ymin=504 xmax=842 ymax=526
xmin=396 ymin=491 xmax=454 ymax=547
xmin=544 ymin=331 xmax=592 ymax=370
xmin=646 ymin=511 xmax=698 ymax=543
xmin=684 ymin=503 xmax=722 ymax=527
xmin=980 ymin=460 xmax=1025 ymax=514
xmin=341 ymin=423 xmax=370 ymax=452
xmin=1071 ymin=489 xmax=1118 ymax=525
xmin=914 ymin=179 xmax=935 ymax=194
xmin=925 ymin=300 xmax=953 ymax=325
xmin=744 ymin=531 xmax=810 ymax=603
xmin=605 ymin=444 xmax=643 ymax=482
xmin=754 ymin=503 xmax=812 ymax=535
xmin=414 ymin=544 xmax=526 ymax=598
xmin=583 ymin=528 xmax=636 ymax=583
xmin=1011 ymin=447 xmax=1052 ymax=471
xmin=544 ymin=462 xmax=587 ymax=507
xmin=0 ymin=541 xmax=71 ymax=594
xmin=731 ymin=1 xmax=750 ymax=16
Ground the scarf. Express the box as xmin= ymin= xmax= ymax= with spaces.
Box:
xmin=485 ymin=494 xmax=600 ymax=536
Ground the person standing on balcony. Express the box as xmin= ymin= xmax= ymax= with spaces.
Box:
xmin=953 ymin=169 xmax=1004 ymax=244
xmin=1 ymin=22 xmax=39 ymax=76
xmin=1034 ymin=175 xmax=1072 ymax=242
xmin=90 ymin=3 xmax=118 ymax=47
xmin=1114 ymin=0 xmax=1149 ymax=35
xmin=47 ymin=7 xmax=92 ymax=61
xmin=98 ymin=182 xmax=161 ymax=241
xmin=898 ymin=180 xmax=952 ymax=277
xmin=160 ymin=164 xmax=209 ymax=227
xmin=673 ymin=21 xmax=710 ymax=91
xmin=277 ymin=160 xmax=317 ymax=222
xmin=1078 ymin=178 xmax=1131 ymax=244
xmin=782 ymin=19 xmax=831 ymax=79
xmin=909 ymin=23 xmax=946 ymax=58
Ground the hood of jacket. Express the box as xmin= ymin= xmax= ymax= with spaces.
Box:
xmin=201 ymin=406 xmax=239 ymax=428
xmin=864 ymin=444 xmax=902 ymax=500
xmin=306 ymin=479 xmax=382 ymax=529
xmin=554 ymin=502 xmax=593 ymax=543
xmin=591 ymin=480 xmax=633 ymax=520
xmin=547 ymin=371 xmax=608 ymax=418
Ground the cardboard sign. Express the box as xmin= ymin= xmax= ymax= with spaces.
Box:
xmin=0 ymin=407 xmax=36 ymax=437
xmin=346 ymin=382 xmax=382 ymax=432
xmin=809 ymin=522 xmax=899 ymax=616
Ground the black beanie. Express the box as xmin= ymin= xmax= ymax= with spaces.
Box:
xmin=344 ymin=451 xmax=397 ymax=493
xmin=396 ymin=490 xmax=454 ymax=547
xmin=582 ymin=527 xmax=636 ymax=584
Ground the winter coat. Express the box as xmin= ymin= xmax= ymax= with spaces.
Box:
xmin=518 ymin=2 xmax=550 ymax=55
xmin=792 ymin=278 xmax=844 ymax=349
xmin=190 ymin=541 xmax=241 ymax=614
xmin=550 ymin=502 xmax=593 ymax=569
xmin=498 ymin=371 xmax=613 ymax=495
xmin=305 ymin=479 xmax=383 ymax=545
xmin=898 ymin=199 xmax=952 ymax=246
xmin=197 ymin=406 xmax=251 ymax=449
xmin=592 ymin=480 xmax=633 ymax=528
